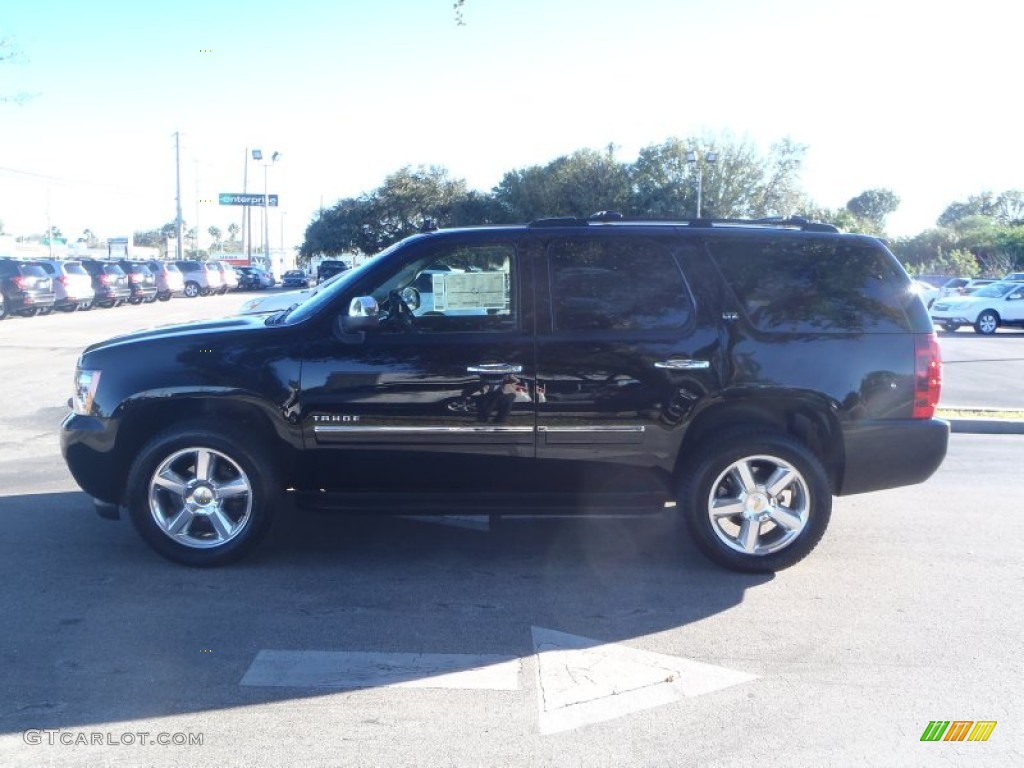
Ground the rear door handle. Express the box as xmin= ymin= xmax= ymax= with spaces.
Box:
xmin=467 ymin=363 xmax=523 ymax=374
xmin=654 ymin=359 xmax=710 ymax=370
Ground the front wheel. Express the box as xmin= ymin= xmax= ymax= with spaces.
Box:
xmin=184 ymin=282 xmax=200 ymax=298
xmin=126 ymin=424 xmax=282 ymax=566
xmin=974 ymin=310 xmax=999 ymax=335
xmin=678 ymin=431 xmax=832 ymax=573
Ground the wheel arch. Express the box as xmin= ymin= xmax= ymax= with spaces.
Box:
xmin=111 ymin=396 xmax=296 ymax=503
xmin=675 ymin=397 xmax=844 ymax=494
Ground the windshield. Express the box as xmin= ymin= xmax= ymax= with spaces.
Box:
xmin=971 ymin=282 xmax=1018 ymax=299
xmin=283 ymin=240 xmax=414 ymax=325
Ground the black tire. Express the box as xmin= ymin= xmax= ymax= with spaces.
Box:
xmin=158 ymin=292 xmax=171 ymax=302
xmin=18 ymin=307 xmax=39 ymax=317
xmin=144 ymin=295 xmax=158 ymax=304
xmin=678 ymin=431 xmax=832 ymax=573
xmin=941 ymin=321 xmax=960 ymax=332
xmin=184 ymin=282 xmax=200 ymax=298
xmin=128 ymin=297 xmax=143 ymax=305
xmin=974 ymin=310 xmax=999 ymax=335
xmin=39 ymin=307 xmax=53 ymax=316
xmin=126 ymin=423 xmax=282 ymax=566
xmin=0 ymin=298 xmax=8 ymax=320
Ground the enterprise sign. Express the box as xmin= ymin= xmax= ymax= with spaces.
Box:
xmin=219 ymin=193 xmax=279 ymax=207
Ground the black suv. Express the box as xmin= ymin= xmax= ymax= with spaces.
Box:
xmin=79 ymin=259 xmax=131 ymax=308
xmin=317 ymin=259 xmax=351 ymax=283
xmin=114 ymin=260 xmax=159 ymax=304
xmin=0 ymin=258 xmax=56 ymax=318
xmin=61 ymin=216 xmax=948 ymax=571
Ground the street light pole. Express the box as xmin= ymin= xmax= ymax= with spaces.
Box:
xmin=252 ymin=149 xmax=280 ymax=271
xmin=685 ymin=149 xmax=718 ymax=219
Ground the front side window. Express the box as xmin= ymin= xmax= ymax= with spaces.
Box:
xmin=366 ymin=242 xmax=518 ymax=334
xmin=547 ymin=237 xmax=694 ymax=332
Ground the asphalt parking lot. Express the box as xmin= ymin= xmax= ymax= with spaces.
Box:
xmin=0 ymin=294 xmax=1021 ymax=767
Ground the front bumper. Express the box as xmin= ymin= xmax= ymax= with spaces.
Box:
xmin=61 ymin=412 xmax=123 ymax=504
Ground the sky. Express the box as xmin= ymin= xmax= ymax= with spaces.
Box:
xmin=1 ymin=0 xmax=1021 ymax=250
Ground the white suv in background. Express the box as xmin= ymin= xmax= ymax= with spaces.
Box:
xmin=35 ymin=259 xmax=96 ymax=312
xmin=173 ymin=260 xmax=222 ymax=297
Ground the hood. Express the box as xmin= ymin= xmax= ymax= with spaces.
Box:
xmin=83 ymin=314 xmax=267 ymax=354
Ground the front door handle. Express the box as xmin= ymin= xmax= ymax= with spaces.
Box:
xmin=654 ymin=359 xmax=710 ymax=370
xmin=467 ymin=363 xmax=523 ymax=375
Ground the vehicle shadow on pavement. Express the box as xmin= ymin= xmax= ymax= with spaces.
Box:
xmin=0 ymin=491 xmax=771 ymax=734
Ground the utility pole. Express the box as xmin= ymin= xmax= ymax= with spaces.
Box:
xmin=174 ymin=132 xmax=183 ymax=261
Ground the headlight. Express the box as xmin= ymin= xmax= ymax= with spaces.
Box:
xmin=72 ymin=369 xmax=102 ymax=415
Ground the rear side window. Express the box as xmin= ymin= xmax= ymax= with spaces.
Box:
xmin=547 ymin=237 xmax=694 ymax=332
xmin=103 ymin=264 xmax=126 ymax=276
xmin=64 ymin=262 xmax=88 ymax=276
xmin=708 ymin=237 xmax=911 ymax=333
xmin=20 ymin=264 xmax=48 ymax=278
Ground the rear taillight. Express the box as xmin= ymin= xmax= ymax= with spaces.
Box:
xmin=58 ymin=276 xmax=69 ymax=286
xmin=98 ymin=274 xmax=110 ymax=285
xmin=12 ymin=276 xmax=27 ymax=290
xmin=128 ymin=273 xmax=141 ymax=283
xmin=913 ymin=333 xmax=942 ymax=419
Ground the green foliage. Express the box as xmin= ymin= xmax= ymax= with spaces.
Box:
xmin=493 ymin=147 xmax=632 ymax=221
xmin=937 ymin=190 xmax=1024 ymax=228
xmin=845 ymin=188 xmax=900 ymax=232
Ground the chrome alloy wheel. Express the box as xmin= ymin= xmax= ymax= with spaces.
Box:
xmin=706 ymin=454 xmax=810 ymax=556
xmin=147 ymin=447 xmax=253 ymax=549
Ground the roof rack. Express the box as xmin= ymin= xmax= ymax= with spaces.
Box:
xmin=528 ymin=213 xmax=839 ymax=233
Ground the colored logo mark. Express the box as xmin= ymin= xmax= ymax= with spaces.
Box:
xmin=920 ymin=720 xmax=997 ymax=742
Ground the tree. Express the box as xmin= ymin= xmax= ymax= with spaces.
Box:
xmin=1 ymin=36 xmax=33 ymax=105
xmin=845 ymin=188 xmax=900 ymax=233
xmin=302 ymin=165 xmax=471 ymax=257
xmin=208 ymin=225 xmax=222 ymax=249
xmin=227 ymin=223 xmax=240 ymax=243
xmin=631 ymin=136 xmax=807 ymax=219
xmin=492 ymin=147 xmax=632 ymax=221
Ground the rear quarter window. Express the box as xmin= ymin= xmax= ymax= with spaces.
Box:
xmin=708 ymin=237 xmax=911 ymax=333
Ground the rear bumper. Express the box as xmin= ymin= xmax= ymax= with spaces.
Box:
xmin=838 ymin=418 xmax=949 ymax=495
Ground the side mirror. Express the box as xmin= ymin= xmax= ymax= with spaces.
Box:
xmin=333 ymin=296 xmax=379 ymax=343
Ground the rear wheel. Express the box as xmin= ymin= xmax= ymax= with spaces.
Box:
xmin=126 ymin=424 xmax=282 ymax=566
xmin=974 ymin=310 xmax=999 ymax=335
xmin=941 ymin=321 xmax=960 ymax=332
xmin=184 ymin=282 xmax=200 ymax=298
xmin=0 ymin=298 xmax=8 ymax=320
xmin=18 ymin=308 xmax=39 ymax=317
xmin=678 ymin=431 xmax=832 ymax=572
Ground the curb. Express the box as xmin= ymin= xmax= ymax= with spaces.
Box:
xmin=947 ymin=418 xmax=1024 ymax=435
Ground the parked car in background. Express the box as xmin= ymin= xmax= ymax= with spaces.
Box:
xmin=235 ymin=266 xmax=272 ymax=290
xmin=79 ymin=259 xmax=131 ymax=308
xmin=911 ymin=279 xmax=940 ymax=309
xmin=208 ymin=261 xmax=240 ymax=293
xmin=930 ymin=280 xmax=1024 ymax=334
xmin=173 ymin=260 xmax=222 ymax=297
xmin=35 ymin=258 xmax=95 ymax=312
xmin=316 ymin=259 xmax=351 ymax=283
xmin=281 ymin=269 xmax=311 ymax=289
xmin=937 ymin=277 xmax=971 ymax=298
xmin=114 ymin=260 xmax=159 ymax=304
xmin=1004 ymin=272 xmax=1024 ymax=281
xmin=238 ymin=271 xmax=348 ymax=315
xmin=142 ymin=259 xmax=185 ymax=301
xmin=0 ymin=258 xmax=56 ymax=318
xmin=959 ymin=278 xmax=998 ymax=296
